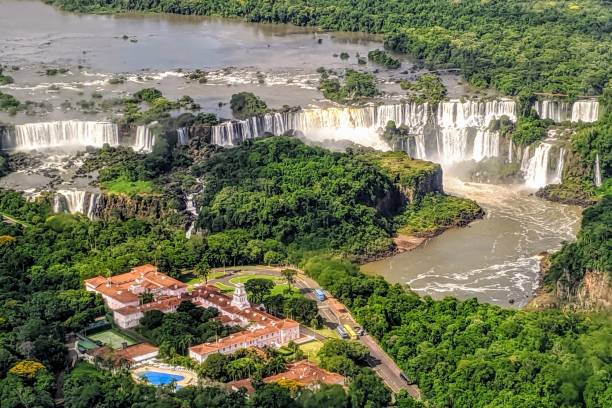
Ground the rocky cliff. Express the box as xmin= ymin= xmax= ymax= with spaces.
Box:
xmin=92 ymin=193 xmax=177 ymax=221
xmin=528 ymin=254 xmax=612 ymax=312
xmin=358 ymin=151 xmax=443 ymax=203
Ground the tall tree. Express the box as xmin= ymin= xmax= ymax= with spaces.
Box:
xmin=280 ymin=269 xmax=297 ymax=293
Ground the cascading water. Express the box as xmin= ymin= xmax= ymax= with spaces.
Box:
xmin=534 ymin=99 xmax=599 ymax=123
xmin=210 ymin=99 xmax=515 ymax=164
xmin=0 ymin=121 xmax=119 ymax=151
xmin=211 ymin=105 xmax=427 ymax=151
xmin=520 ymin=147 xmax=531 ymax=173
xmin=524 ymin=143 xmax=554 ymax=189
xmin=133 ymin=125 xmax=155 ymax=153
xmin=508 ymin=139 xmax=514 ymax=163
xmin=552 ymin=147 xmax=565 ymax=184
xmin=53 ymin=190 xmax=100 ymax=218
xmin=185 ymin=192 xmax=198 ymax=238
xmin=594 ymin=154 xmax=602 ymax=187
xmin=177 ymin=127 xmax=189 ymax=145
xmin=87 ymin=193 xmax=100 ymax=219
xmin=534 ymin=100 xmax=572 ymax=123
xmin=571 ymin=100 xmax=600 ymax=123
xmin=436 ymin=99 xmax=514 ymax=164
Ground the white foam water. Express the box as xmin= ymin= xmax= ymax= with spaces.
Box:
xmin=534 ymin=99 xmax=600 ymax=123
xmin=594 ymin=154 xmax=602 ymax=187
xmin=185 ymin=192 xmax=198 ymax=238
xmin=524 ymin=142 xmax=554 ymax=189
xmin=133 ymin=125 xmax=155 ymax=153
xmin=1 ymin=120 xmax=119 ymax=151
xmin=53 ymin=189 xmax=100 ymax=218
xmin=177 ymin=127 xmax=189 ymax=146
xmin=211 ymin=98 xmax=516 ymax=164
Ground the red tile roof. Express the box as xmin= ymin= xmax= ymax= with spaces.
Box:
xmin=114 ymin=296 xmax=182 ymax=316
xmin=264 ymin=360 xmax=346 ymax=387
xmin=189 ymin=317 xmax=298 ymax=357
xmin=84 ymin=265 xmax=186 ymax=305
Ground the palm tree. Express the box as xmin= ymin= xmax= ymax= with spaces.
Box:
xmin=177 ymin=333 xmax=195 ymax=355
xmin=195 ymin=260 xmax=210 ymax=284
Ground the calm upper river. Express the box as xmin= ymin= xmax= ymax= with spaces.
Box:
xmin=0 ymin=0 xmax=471 ymax=124
xmin=0 ymin=0 xmax=383 ymax=72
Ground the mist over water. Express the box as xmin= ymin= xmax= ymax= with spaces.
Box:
xmin=362 ymin=178 xmax=582 ymax=307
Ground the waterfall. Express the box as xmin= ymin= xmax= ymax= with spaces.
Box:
xmin=211 ymin=104 xmax=429 ymax=151
xmin=177 ymin=127 xmax=189 ymax=145
xmin=552 ymin=147 xmax=565 ymax=184
xmin=534 ymin=99 xmax=600 ymax=123
xmin=472 ymin=130 xmax=500 ymax=162
xmin=508 ymin=139 xmax=514 ymax=163
xmin=185 ymin=193 xmax=198 ymax=238
xmin=534 ymin=100 xmax=571 ymax=123
xmin=53 ymin=190 xmax=100 ymax=218
xmin=210 ymin=98 xmax=515 ymax=164
xmin=571 ymin=100 xmax=600 ymax=123
xmin=87 ymin=193 xmax=100 ymax=219
xmin=524 ymin=143 xmax=554 ymax=188
xmin=133 ymin=125 xmax=155 ymax=153
xmin=594 ymin=154 xmax=602 ymax=187
xmin=1 ymin=121 xmax=119 ymax=151
xmin=435 ymin=99 xmax=514 ymax=164
xmin=520 ymin=146 xmax=531 ymax=173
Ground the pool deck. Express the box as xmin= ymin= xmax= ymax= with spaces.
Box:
xmin=132 ymin=364 xmax=197 ymax=388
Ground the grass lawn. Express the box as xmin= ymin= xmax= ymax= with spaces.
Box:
xmin=89 ymin=329 xmax=137 ymax=349
xmin=270 ymin=284 xmax=301 ymax=297
xmin=100 ymin=176 xmax=157 ymax=195
xmin=71 ymin=362 xmax=105 ymax=379
xmin=213 ymin=282 xmax=235 ymax=293
xmin=183 ymin=271 xmax=226 ymax=287
xmin=228 ymin=274 xmax=283 ymax=285
xmin=313 ymin=327 xmax=340 ymax=339
xmin=299 ymin=340 xmax=324 ymax=364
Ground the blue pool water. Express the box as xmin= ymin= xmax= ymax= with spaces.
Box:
xmin=139 ymin=371 xmax=184 ymax=386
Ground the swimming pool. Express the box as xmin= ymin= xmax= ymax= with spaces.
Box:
xmin=138 ymin=371 xmax=185 ymax=386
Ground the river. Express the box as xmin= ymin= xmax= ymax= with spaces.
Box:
xmin=362 ymin=177 xmax=582 ymax=307
xmin=0 ymin=0 xmax=470 ymax=124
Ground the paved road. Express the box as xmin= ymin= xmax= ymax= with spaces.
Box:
xmin=208 ymin=266 xmax=421 ymax=398
xmin=295 ymin=273 xmax=421 ymax=399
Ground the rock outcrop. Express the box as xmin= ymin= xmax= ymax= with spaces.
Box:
xmin=92 ymin=193 xmax=174 ymax=220
xmin=527 ymin=253 xmax=612 ymax=311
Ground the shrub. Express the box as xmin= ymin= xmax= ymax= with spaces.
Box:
xmin=229 ymin=92 xmax=267 ymax=119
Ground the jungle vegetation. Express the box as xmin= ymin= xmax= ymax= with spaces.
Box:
xmin=303 ymin=256 xmax=612 ymax=408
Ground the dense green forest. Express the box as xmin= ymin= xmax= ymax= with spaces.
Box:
xmin=193 ymin=136 xmax=397 ymax=257
xmin=45 ymin=0 xmax=611 ymax=96
xmin=303 ymin=257 xmax=612 ymax=407
xmin=0 ymin=190 xmax=390 ymax=407
xmin=59 ymin=360 xmax=364 ymax=408
xmin=192 ymin=137 xmax=479 ymax=259
xmin=546 ymin=195 xmax=611 ymax=295
xmin=5 ymin=184 xmax=609 ymax=407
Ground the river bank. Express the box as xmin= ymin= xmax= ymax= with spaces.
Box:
xmin=362 ymin=178 xmax=582 ymax=308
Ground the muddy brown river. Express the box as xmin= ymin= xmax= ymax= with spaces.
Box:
xmin=362 ymin=178 xmax=582 ymax=307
